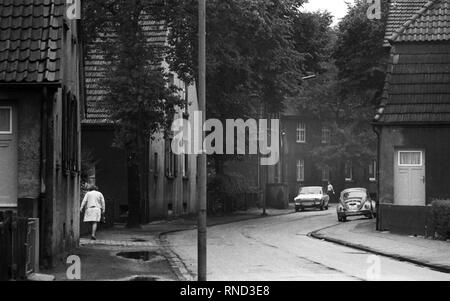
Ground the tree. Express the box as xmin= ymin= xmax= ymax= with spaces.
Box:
xmin=299 ymin=0 xmax=389 ymax=171
xmin=82 ymin=0 xmax=183 ymax=227
xmin=333 ymin=0 xmax=389 ymax=102
xmin=158 ymin=0 xmax=333 ymax=173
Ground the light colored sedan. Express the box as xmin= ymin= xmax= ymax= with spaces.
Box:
xmin=294 ymin=186 xmax=330 ymax=212
xmin=337 ymin=188 xmax=376 ymax=222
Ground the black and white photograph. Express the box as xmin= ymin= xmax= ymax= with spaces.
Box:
xmin=0 ymin=0 xmax=450 ymax=285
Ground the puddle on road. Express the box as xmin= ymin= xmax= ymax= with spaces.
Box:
xmin=117 ymin=251 xmax=160 ymax=262
xmin=129 ymin=276 xmax=158 ymax=281
xmin=131 ymin=239 xmax=148 ymax=242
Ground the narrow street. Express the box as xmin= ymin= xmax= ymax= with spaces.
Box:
xmin=166 ymin=206 xmax=450 ymax=281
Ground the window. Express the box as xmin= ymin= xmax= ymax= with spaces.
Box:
xmin=345 ymin=161 xmax=353 ymax=182
xmin=154 ymin=153 xmax=159 ymax=174
xmin=297 ymin=160 xmax=305 ymax=182
xmin=0 ymin=107 xmax=12 ymax=134
xmin=165 ymin=139 xmax=177 ymax=178
xmin=369 ymin=160 xmax=377 ymax=181
xmin=168 ymin=73 xmax=175 ymax=86
xmin=321 ymin=127 xmax=331 ymax=144
xmin=182 ymin=154 xmax=189 ymax=178
xmin=399 ymin=151 xmax=423 ymax=167
xmin=62 ymin=93 xmax=79 ymax=173
xmin=322 ymin=166 xmax=330 ymax=182
xmin=296 ymin=123 xmax=306 ymax=143
xmin=274 ymin=162 xmax=280 ymax=183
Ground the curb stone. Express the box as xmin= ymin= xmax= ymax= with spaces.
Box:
xmin=159 ymin=235 xmax=196 ymax=281
xmin=309 ymin=226 xmax=450 ymax=274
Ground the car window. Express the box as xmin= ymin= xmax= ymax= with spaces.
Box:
xmin=342 ymin=191 xmax=366 ymax=200
xmin=299 ymin=187 xmax=321 ymax=195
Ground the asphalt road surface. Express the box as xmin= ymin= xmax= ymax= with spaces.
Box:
xmin=167 ymin=206 xmax=450 ymax=281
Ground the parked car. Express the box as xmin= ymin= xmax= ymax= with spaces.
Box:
xmin=294 ymin=186 xmax=330 ymax=212
xmin=337 ymin=188 xmax=376 ymax=222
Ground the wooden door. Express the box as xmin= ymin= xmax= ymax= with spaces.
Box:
xmin=394 ymin=150 xmax=426 ymax=206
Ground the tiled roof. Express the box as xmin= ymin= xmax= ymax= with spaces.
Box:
xmin=390 ymin=0 xmax=450 ymax=43
xmin=0 ymin=0 xmax=64 ymax=83
xmin=384 ymin=0 xmax=430 ymax=45
xmin=375 ymin=43 xmax=450 ymax=124
xmin=83 ymin=17 xmax=167 ymax=125
xmin=375 ymin=0 xmax=450 ymax=124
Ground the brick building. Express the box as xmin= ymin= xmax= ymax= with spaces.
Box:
xmin=270 ymin=114 xmax=378 ymax=204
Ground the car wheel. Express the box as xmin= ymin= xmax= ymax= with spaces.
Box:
xmin=295 ymin=208 xmax=299 ymax=213
xmin=342 ymin=216 xmax=347 ymax=222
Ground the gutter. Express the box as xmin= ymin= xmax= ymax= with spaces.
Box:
xmin=0 ymin=82 xmax=62 ymax=87
xmin=372 ymin=124 xmax=381 ymax=231
xmin=372 ymin=121 xmax=450 ymax=127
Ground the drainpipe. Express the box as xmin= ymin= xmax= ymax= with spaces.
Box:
xmin=38 ymin=87 xmax=49 ymax=266
xmin=372 ymin=124 xmax=381 ymax=231
xmin=40 ymin=88 xmax=48 ymax=196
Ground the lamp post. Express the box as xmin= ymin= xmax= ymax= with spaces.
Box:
xmin=197 ymin=0 xmax=207 ymax=282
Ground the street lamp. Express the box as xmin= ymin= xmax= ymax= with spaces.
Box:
xmin=197 ymin=0 xmax=207 ymax=282
xmin=302 ymin=75 xmax=317 ymax=81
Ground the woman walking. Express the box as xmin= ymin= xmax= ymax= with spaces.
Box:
xmin=80 ymin=185 xmax=105 ymax=240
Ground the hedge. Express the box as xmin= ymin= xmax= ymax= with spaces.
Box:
xmin=431 ymin=200 xmax=450 ymax=240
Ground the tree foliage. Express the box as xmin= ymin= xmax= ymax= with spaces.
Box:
xmin=333 ymin=0 xmax=389 ymax=102
xmin=299 ymin=0 xmax=389 ymax=169
xmin=155 ymin=0 xmax=333 ymax=172
xmin=82 ymin=0 xmax=184 ymax=227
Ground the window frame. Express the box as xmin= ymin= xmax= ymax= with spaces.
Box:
xmin=296 ymin=159 xmax=305 ymax=182
xmin=0 ymin=106 xmax=13 ymax=134
xmin=154 ymin=153 xmax=159 ymax=174
xmin=165 ymin=139 xmax=177 ymax=178
xmin=345 ymin=161 xmax=353 ymax=182
xmin=369 ymin=160 xmax=377 ymax=182
xmin=398 ymin=151 xmax=423 ymax=167
xmin=296 ymin=122 xmax=306 ymax=143
xmin=321 ymin=126 xmax=331 ymax=144
xmin=182 ymin=154 xmax=189 ymax=178
xmin=322 ymin=166 xmax=330 ymax=182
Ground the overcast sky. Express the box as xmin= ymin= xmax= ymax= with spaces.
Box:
xmin=302 ymin=0 xmax=356 ymax=26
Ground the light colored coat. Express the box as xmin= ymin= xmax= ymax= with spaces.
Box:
xmin=80 ymin=190 xmax=105 ymax=212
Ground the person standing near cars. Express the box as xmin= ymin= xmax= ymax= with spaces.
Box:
xmin=327 ymin=181 xmax=335 ymax=203
xmin=80 ymin=185 xmax=105 ymax=240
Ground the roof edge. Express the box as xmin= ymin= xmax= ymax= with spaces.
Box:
xmin=387 ymin=0 xmax=437 ymax=43
xmin=372 ymin=120 xmax=450 ymax=126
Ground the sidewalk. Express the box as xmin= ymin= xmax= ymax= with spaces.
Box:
xmin=311 ymin=219 xmax=450 ymax=273
xmin=43 ymin=205 xmax=295 ymax=281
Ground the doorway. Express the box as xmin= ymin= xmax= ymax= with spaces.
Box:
xmin=0 ymin=103 xmax=18 ymax=207
xmin=394 ymin=150 xmax=426 ymax=206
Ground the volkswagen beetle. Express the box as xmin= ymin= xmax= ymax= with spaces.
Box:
xmin=337 ymin=188 xmax=376 ymax=222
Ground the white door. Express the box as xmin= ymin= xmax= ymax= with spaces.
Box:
xmin=394 ymin=150 xmax=425 ymax=206
xmin=0 ymin=103 xmax=18 ymax=207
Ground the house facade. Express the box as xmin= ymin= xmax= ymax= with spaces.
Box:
xmin=0 ymin=0 xmax=84 ymax=266
xmin=148 ymin=77 xmax=199 ymax=220
xmin=270 ymin=115 xmax=377 ymax=203
xmin=374 ymin=0 xmax=450 ymax=235
xmin=82 ymin=20 xmax=199 ymax=224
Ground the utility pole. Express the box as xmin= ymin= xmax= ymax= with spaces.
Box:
xmin=198 ymin=0 xmax=207 ymax=282
xmin=261 ymin=102 xmax=267 ymax=216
